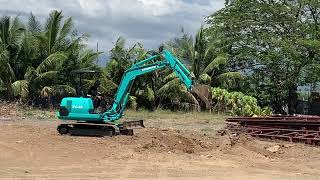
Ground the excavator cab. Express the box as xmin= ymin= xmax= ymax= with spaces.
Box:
xmin=71 ymin=70 xmax=112 ymax=112
xmin=71 ymin=70 xmax=101 ymax=97
xmin=58 ymin=70 xmax=104 ymax=121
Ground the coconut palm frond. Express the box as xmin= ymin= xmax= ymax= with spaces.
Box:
xmin=145 ymin=86 xmax=155 ymax=102
xmin=36 ymin=52 xmax=67 ymax=73
xmin=164 ymin=72 xmax=177 ymax=82
xmin=45 ymin=10 xmax=63 ymax=53
xmin=24 ymin=66 xmax=37 ymax=81
xmin=128 ymin=96 xmax=137 ymax=109
xmin=158 ymin=79 xmax=180 ymax=96
xmin=40 ymin=86 xmax=52 ymax=98
xmin=204 ymin=54 xmax=228 ymax=73
xmin=199 ymin=73 xmax=211 ymax=84
xmin=50 ymin=85 xmax=76 ymax=97
xmin=99 ymin=76 xmax=118 ymax=94
xmin=36 ymin=71 xmax=59 ymax=81
xmin=59 ymin=17 xmax=73 ymax=41
xmin=28 ymin=13 xmax=41 ymax=33
xmin=40 ymin=85 xmax=76 ymax=98
xmin=158 ymin=79 xmax=188 ymax=99
xmin=218 ymin=71 xmax=244 ymax=89
xmin=79 ymin=49 xmax=102 ymax=68
xmin=11 ymin=80 xmax=29 ymax=98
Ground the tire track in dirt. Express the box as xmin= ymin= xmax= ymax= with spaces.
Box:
xmin=0 ymin=141 xmax=26 ymax=161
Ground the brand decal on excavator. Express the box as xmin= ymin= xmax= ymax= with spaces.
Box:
xmin=141 ymin=66 xmax=157 ymax=71
xmin=72 ymin=105 xmax=84 ymax=109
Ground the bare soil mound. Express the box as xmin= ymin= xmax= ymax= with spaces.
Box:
xmin=133 ymin=128 xmax=214 ymax=154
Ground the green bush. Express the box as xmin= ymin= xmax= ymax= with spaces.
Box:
xmin=211 ymin=87 xmax=272 ymax=116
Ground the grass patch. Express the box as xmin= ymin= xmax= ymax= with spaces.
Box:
xmin=21 ymin=108 xmax=57 ymax=120
xmin=19 ymin=106 xmax=228 ymax=124
xmin=123 ymin=109 xmax=228 ymax=124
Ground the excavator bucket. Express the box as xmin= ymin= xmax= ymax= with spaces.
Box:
xmin=192 ymin=84 xmax=212 ymax=110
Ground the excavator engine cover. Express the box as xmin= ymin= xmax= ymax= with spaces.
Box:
xmin=57 ymin=97 xmax=102 ymax=122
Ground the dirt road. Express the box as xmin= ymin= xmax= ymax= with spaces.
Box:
xmin=0 ymin=108 xmax=320 ymax=179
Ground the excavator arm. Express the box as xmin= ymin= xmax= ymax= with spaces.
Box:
xmin=102 ymin=49 xmax=209 ymax=122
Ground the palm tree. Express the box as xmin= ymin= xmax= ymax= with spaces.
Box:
xmin=166 ymin=26 xmax=211 ymax=80
xmin=0 ymin=16 xmax=24 ymax=98
xmin=0 ymin=45 xmax=14 ymax=97
xmin=159 ymin=26 xmax=213 ymax=110
xmin=0 ymin=12 xmax=120 ymax=106
xmin=105 ymin=37 xmax=144 ymax=84
xmin=9 ymin=11 xmax=94 ymax=103
xmin=162 ymin=25 xmax=245 ymax=110
xmin=157 ymin=77 xmax=200 ymax=111
xmin=37 ymin=10 xmax=78 ymax=56
xmin=105 ymin=37 xmax=158 ymax=110
xmin=167 ymin=26 xmax=243 ymax=88
xmin=12 ymin=52 xmax=68 ymax=101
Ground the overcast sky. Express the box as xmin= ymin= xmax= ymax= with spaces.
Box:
xmin=0 ymin=0 xmax=224 ymax=61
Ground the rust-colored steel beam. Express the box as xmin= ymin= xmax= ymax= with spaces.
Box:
xmin=225 ymin=115 xmax=320 ymax=145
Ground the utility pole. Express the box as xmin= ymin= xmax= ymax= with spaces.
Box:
xmin=96 ymin=42 xmax=99 ymax=64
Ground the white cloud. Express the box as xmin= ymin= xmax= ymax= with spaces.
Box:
xmin=0 ymin=0 xmax=225 ymax=57
xmin=137 ymin=0 xmax=183 ymax=16
xmin=78 ymin=0 xmax=109 ymax=17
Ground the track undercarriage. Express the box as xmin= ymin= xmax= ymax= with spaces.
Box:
xmin=57 ymin=120 xmax=144 ymax=137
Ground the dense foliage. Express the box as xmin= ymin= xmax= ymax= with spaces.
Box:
xmin=0 ymin=11 xmax=104 ymax=106
xmin=211 ymin=87 xmax=272 ymax=116
xmin=207 ymin=0 xmax=320 ymax=114
xmin=2 ymin=1 xmax=320 ymax=116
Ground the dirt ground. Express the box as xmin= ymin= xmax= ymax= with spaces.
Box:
xmin=1 ymin=103 xmax=320 ymax=179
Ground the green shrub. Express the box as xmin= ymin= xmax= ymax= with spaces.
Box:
xmin=211 ymin=87 xmax=272 ymax=116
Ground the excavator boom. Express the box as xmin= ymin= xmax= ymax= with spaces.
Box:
xmin=102 ymin=49 xmax=208 ymax=122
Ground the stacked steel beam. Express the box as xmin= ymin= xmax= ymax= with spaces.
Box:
xmin=226 ymin=115 xmax=320 ymax=145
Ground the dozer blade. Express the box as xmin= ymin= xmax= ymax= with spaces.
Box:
xmin=123 ymin=120 xmax=145 ymax=129
xmin=192 ymin=84 xmax=212 ymax=110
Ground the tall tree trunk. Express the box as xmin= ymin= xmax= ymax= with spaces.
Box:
xmin=151 ymin=72 xmax=158 ymax=111
xmin=288 ymin=84 xmax=297 ymax=115
xmin=4 ymin=81 xmax=14 ymax=100
xmin=271 ymin=100 xmax=286 ymax=115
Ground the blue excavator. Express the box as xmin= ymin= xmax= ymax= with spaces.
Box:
xmin=56 ymin=47 xmax=211 ymax=136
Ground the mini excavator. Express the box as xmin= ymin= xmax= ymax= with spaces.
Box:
xmin=56 ymin=47 xmax=211 ymax=136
